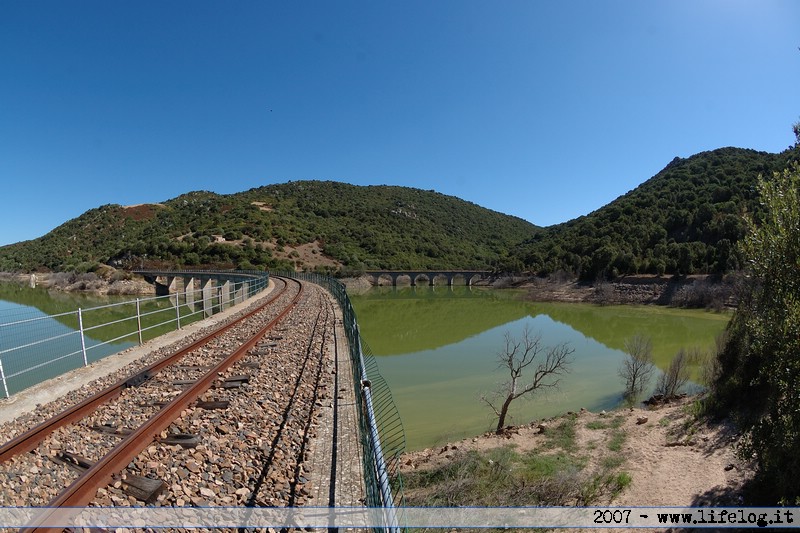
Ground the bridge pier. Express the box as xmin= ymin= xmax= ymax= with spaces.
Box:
xmin=234 ymin=281 xmax=246 ymax=304
xmin=220 ymin=280 xmax=231 ymax=309
xmin=202 ymin=279 xmax=214 ymax=317
xmin=184 ymin=277 xmax=196 ymax=311
xmin=133 ymin=270 xmax=269 ymax=322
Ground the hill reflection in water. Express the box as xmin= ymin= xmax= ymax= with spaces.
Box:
xmin=350 ymin=286 xmax=728 ymax=450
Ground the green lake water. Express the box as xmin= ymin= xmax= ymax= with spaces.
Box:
xmin=349 ymin=286 xmax=730 ymax=451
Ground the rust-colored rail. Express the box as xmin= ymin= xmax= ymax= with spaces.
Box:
xmin=0 ymin=276 xmax=291 ymax=463
xmin=23 ymin=277 xmax=305 ymax=531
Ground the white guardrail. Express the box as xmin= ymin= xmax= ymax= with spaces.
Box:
xmin=0 ymin=271 xmax=269 ymax=398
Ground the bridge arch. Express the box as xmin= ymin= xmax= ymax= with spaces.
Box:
xmin=371 ymin=273 xmax=396 ymax=286
xmin=431 ymin=273 xmax=453 ymax=286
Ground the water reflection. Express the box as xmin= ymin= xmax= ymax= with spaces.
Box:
xmin=350 ymin=286 xmax=728 ymax=450
xmin=0 ymin=282 xmax=202 ymax=396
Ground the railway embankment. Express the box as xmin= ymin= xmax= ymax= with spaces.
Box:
xmin=0 ymin=278 xmax=364 ymax=514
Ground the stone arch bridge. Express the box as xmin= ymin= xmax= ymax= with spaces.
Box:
xmin=364 ymin=270 xmax=491 ymax=287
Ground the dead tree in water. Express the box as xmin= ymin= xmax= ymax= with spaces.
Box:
xmin=619 ymin=334 xmax=655 ymax=402
xmin=482 ymin=325 xmax=573 ymax=434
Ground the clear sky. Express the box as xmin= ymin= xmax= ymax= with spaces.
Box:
xmin=1 ymin=0 xmax=798 ymax=246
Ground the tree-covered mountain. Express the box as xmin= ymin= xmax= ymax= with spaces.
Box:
xmin=511 ymin=146 xmax=800 ymax=280
xmin=0 ymin=181 xmax=538 ymax=273
xmin=2 ymin=145 xmax=798 ymax=277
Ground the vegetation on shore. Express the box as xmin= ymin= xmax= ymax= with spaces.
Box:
xmin=404 ymin=412 xmax=632 ymax=508
xmin=708 ymin=163 xmax=800 ymax=504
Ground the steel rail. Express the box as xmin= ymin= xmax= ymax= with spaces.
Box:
xmin=25 ymin=277 xmax=304 ymax=532
xmin=0 ymin=277 xmax=289 ymax=463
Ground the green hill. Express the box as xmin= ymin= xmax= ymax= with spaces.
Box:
xmin=512 ymin=146 xmax=800 ymax=279
xmin=0 ymin=181 xmax=538 ymax=273
xmin=2 ymin=145 xmax=798 ymax=277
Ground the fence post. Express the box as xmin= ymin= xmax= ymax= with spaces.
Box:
xmin=176 ymin=297 xmax=181 ymax=330
xmin=136 ymin=298 xmax=143 ymax=345
xmin=0 ymin=356 xmax=9 ymax=398
xmin=77 ymin=308 xmax=88 ymax=366
xmin=0 ymin=324 xmax=7 ymax=398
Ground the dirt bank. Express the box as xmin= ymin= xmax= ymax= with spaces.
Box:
xmin=343 ymin=273 xmax=738 ymax=309
xmin=520 ymin=274 xmax=738 ymax=308
xmin=0 ymin=271 xmax=155 ymax=296
xmin=401 ymin=396 xmax=750 ymax=528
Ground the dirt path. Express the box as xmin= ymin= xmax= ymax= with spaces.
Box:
xmin=609 ymin=402 xmax=745 ymax=508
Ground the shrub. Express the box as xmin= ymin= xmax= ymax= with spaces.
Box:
xmin=654 ymin=349 xmax=690 ymax=399
xmin=712 ymin=164 xmax=800 ymax=503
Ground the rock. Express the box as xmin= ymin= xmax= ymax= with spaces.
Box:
xmin=191 ymin=496 xmax=209 ymax=507
xmin=636 ymin=416 xmax=648 ymax=425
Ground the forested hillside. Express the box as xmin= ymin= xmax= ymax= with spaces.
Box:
xmin=0 ymin=181 xmax=537 ymax=273
xmin=2 ymin=145 xmax=798 ymax=277
xmin=511 ymin=146 xmax=800 ymax=279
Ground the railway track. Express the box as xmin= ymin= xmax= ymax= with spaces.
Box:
xmin=0 ymin=276 xmax=337 ymax=527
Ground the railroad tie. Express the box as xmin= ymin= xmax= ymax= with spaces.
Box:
xmin=51 ymin=451 xmax=165 ymax=504
xmin=91 ymin=425 xmax=200 ymax=448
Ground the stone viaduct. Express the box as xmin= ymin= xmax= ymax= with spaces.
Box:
xmin=364 ymin=270 xmax=491 ymax=287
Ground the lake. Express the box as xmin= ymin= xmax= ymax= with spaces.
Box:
xmin=349 ymin=286 xmax=729 ymax=451
xmin=0 ymin=282 xmax=207 ymax=396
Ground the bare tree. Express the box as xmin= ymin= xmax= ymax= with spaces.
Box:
xmin=482 ymin=325 xmax=574 ymax=434
xmin=654 ymin=348 xmax=691 ymax=399
xmin=618 ymin=334 xmax=655 ymax=401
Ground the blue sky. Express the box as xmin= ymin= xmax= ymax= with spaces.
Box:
xmin=1 ymin=0 xmax=798 ymax=246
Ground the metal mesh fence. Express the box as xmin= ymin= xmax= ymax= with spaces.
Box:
xmin=280 ymin=271 xmax=405 ymax=532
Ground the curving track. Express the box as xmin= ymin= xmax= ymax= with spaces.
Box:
xmin=0 ymin=276 xmax=340 ymax=526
